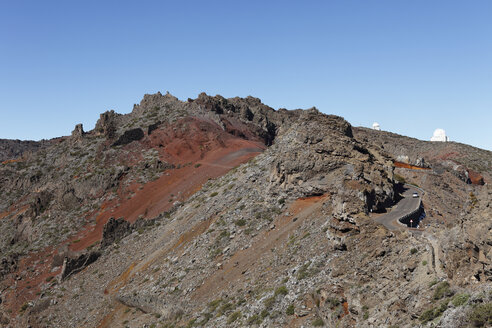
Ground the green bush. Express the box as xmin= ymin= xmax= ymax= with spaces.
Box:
xmin=451 ymin=293 xmax=470 ymax=307
xmin=429 ymin=279 xmax=439 ymax=287
xmin=297 ymin=262 xmax=311 ymax=280
xmin=274 ymin=286 xmax=288 ymax=297
xmin=227 ymin=311 xmax=242 ymax=324
xmin=286 ymin=304 xmax=295 ymax=315
xmin=469 ymin=302 xmax=492 ymax=327
xmin=394 ymin=174 xmax=406 ymax=184
xmin=312 ymin=317 xmax=325 ymax=326
xmin=410 ymin=248 xmax=418 ymax=255
xmin=433 ymin=281 xmax=453 ymax=300
xmin=419 ymin=302 xmax=448 ymax=323
xmin=20 ymin=302 xmax=29 ymax=313
xmin=235 ymin=219 xmax=246 ymax=227
xmin=218 ymin=302 xmax=233 ymax=315
xmin=263 ymin=296 xmax=276 ymax=310
xmin=247 ymin=314 xmax=262 ymax=325
xmin=208 ymin=299 xmax=222 ymax=311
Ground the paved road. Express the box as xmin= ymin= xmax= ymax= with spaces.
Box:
xmin=374 ymin=185 xmax=422 ymax=230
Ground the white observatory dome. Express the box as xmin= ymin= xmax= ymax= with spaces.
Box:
xmin=372 ymin=122 xmax=381 ymax=131
xmin=430 ymin=128 xmax=449 ymax=142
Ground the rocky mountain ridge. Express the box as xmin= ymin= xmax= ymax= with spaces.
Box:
xmin=0 ymin=93 xmax=490 ymax=327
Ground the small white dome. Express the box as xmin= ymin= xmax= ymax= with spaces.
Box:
xmin=372 ymin=122 xmax=381 ymax=131
xmin=430 ymin=128 xmax=449 ymax=142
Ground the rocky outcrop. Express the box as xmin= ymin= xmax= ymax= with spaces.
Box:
xmin=100 ymin=217 xmax=131 ymax=248
xmin=71 ymin=124 xmax=85 ymax=140
xmin=269 ymin=111 xmax=395 ymax=212
xmin=147 ymin=121 xmax=161 ymax=135
xmin=0 ymin=253 xmax=18 ymax=280
xmin=112 ymin=128 xmax=145 ymax=147
xmin=101 ymin=217 xmax=156 ymax=249
xmin=94 ymin=110 xmax=120 ymax=138
xmin=28 ymin=191 xmax=53 ymax=218
xmin=60 ymin=251 xmax=101 ymax=280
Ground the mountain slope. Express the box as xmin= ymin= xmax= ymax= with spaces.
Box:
xmin=0 ymin=93 xmax=490 ymax=328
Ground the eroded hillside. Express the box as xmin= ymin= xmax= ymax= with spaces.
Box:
xmin=0 ymin=94 xmax=490 ymax=327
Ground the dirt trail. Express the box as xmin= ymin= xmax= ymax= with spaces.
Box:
xmin=192 ymin=195 xmax=329 ymax=303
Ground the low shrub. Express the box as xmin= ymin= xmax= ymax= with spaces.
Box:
xmin=469 ymin=302 xmax=492 ymax=327
xmin=433 ymin=281 xmax=453 ymax=300
xmin=286 ymin=304 xmax=295 ymax=315
xmin=235 ymin=219 xmax=246 ymax=227
xmin=227 ymin=311 xmax=242 ymax=324
xmin=394 ymin=174 xmax=406 ymax=184
xmin=419 ymin=302 xmax=448 ymax=323
xmin=451 ymin=293 xmax=470 ymax=307
xmin=247 ymin=314 xmax=262 ymax=325
xmin=274 ymin=285 xmax=288 ymax=297
xmin=312 ymin=317 xmax=325 ymax=326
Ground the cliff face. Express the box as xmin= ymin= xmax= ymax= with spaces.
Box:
xmin=0 ymin=94 xmax=490 ymax=328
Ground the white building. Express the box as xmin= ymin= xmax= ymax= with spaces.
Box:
xmin=430 ymin=128 xmax=449 ymax=142
xmin=372 ymin=122 xmax=381 ymax=131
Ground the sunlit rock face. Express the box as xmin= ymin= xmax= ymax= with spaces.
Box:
xmin=372 ymin=122 xmax=381 ymax=131
xmin=430 ymin=128 xmax=449 ymax=142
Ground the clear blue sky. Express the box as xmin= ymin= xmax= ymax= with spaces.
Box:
xmin=1 ymin=1 xmax=491 ymax=150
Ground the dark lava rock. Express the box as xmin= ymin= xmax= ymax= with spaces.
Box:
xmin=0 ymin=253 xmax=18 ymax=280
xmin=148 ymin=121 xmax=161 ymax=135
xmin=101 ymin=217 xmax=132 ymax=249
xmin=61 ymin=251 xmax=101 ymax=280
xmin=71 ymin=124 xmax=85 ymax=139
xmin=95 ymin=110 xmax=119 ymax=138
xmin=112 ymin=128 xmax=144 ymax=147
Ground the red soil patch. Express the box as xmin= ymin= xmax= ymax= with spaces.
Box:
xmin=1 ymin=246 xmax=62 ymax=318
xmin=96 ymin=302 xmax=127 ymax=328
xmin=1 ymin=116 xmax=267 ymax=321
xmin=1 ymin=158 xmax=22 ymax=165
xmin=70 ymin=117 xmax=265 ymax=252
xmin=394 ymin=161 xmax=431 ymax=170
xmin=342 ymin=301 xmax=349 ymax=316
xmin=468 ymin=169 xmax=485 ymax=185
xmin=0 ymin=210 xmax=11 ymax=220
xmin=105 ymin=262 xmax=136 ymax=295
xmin=437 ymin=151 xmax=461 ymax=161
xmin=0 ymin=204 xmax=29 ymax=220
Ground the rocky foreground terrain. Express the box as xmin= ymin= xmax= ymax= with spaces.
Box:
xmin=0 ymin=93 xmax=491 ymax=328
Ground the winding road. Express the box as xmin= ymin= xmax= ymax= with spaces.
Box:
xmin=374 ymin=185 xmax=422 ymax=230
